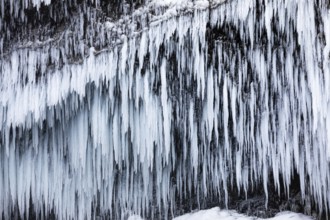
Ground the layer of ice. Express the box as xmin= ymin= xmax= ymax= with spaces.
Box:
xmin=129 ymin=207 xmax=314 ymax=220
xmin=173 ymin=208 xmax=314 ymax=220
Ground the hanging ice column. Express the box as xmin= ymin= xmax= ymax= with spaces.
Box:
xmin=0 ymin=0 xmax=330 ymax=219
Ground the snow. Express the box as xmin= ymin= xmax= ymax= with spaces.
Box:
xmin=150 ymin=0 xmax=222 ymax=7
xmin=127 ymin=215 xmax=145 ymax=220
xmin=150 ymin=0 xmax=190 ymax=7
xmin=174 ymin=208 xmax=313 ymax=220
xmin=128 ymin=207 xmax=314 ymax=220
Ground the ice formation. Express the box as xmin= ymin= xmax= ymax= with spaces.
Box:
xmin=128 ymin=207 xmax=315 ymax=220
xmin=172 ymin=207 xmax=314 ymax=220
xmin=0 ymin=0 xmax=330 ymax=219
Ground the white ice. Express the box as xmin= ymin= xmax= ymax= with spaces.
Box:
xmin=0 ymin=0 xmax=329 ymax=219
xmin=128 ymin=207 xmax=314 ymax=220
xmin=173 ymin=208 xmax=313 ymax=220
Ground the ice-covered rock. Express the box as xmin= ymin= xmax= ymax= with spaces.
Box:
xmin=0 ymin=0 xmax=329 ymax=219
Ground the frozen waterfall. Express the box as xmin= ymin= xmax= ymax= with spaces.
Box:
xmin=0 ymin=0 xmax=330 ymax=219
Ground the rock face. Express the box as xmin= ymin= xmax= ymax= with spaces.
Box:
xmin=0 ymin=0 xmax=330 ymax=219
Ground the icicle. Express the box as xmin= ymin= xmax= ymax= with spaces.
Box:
xmin=0 ymin=0 xmax=329 ymax=219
